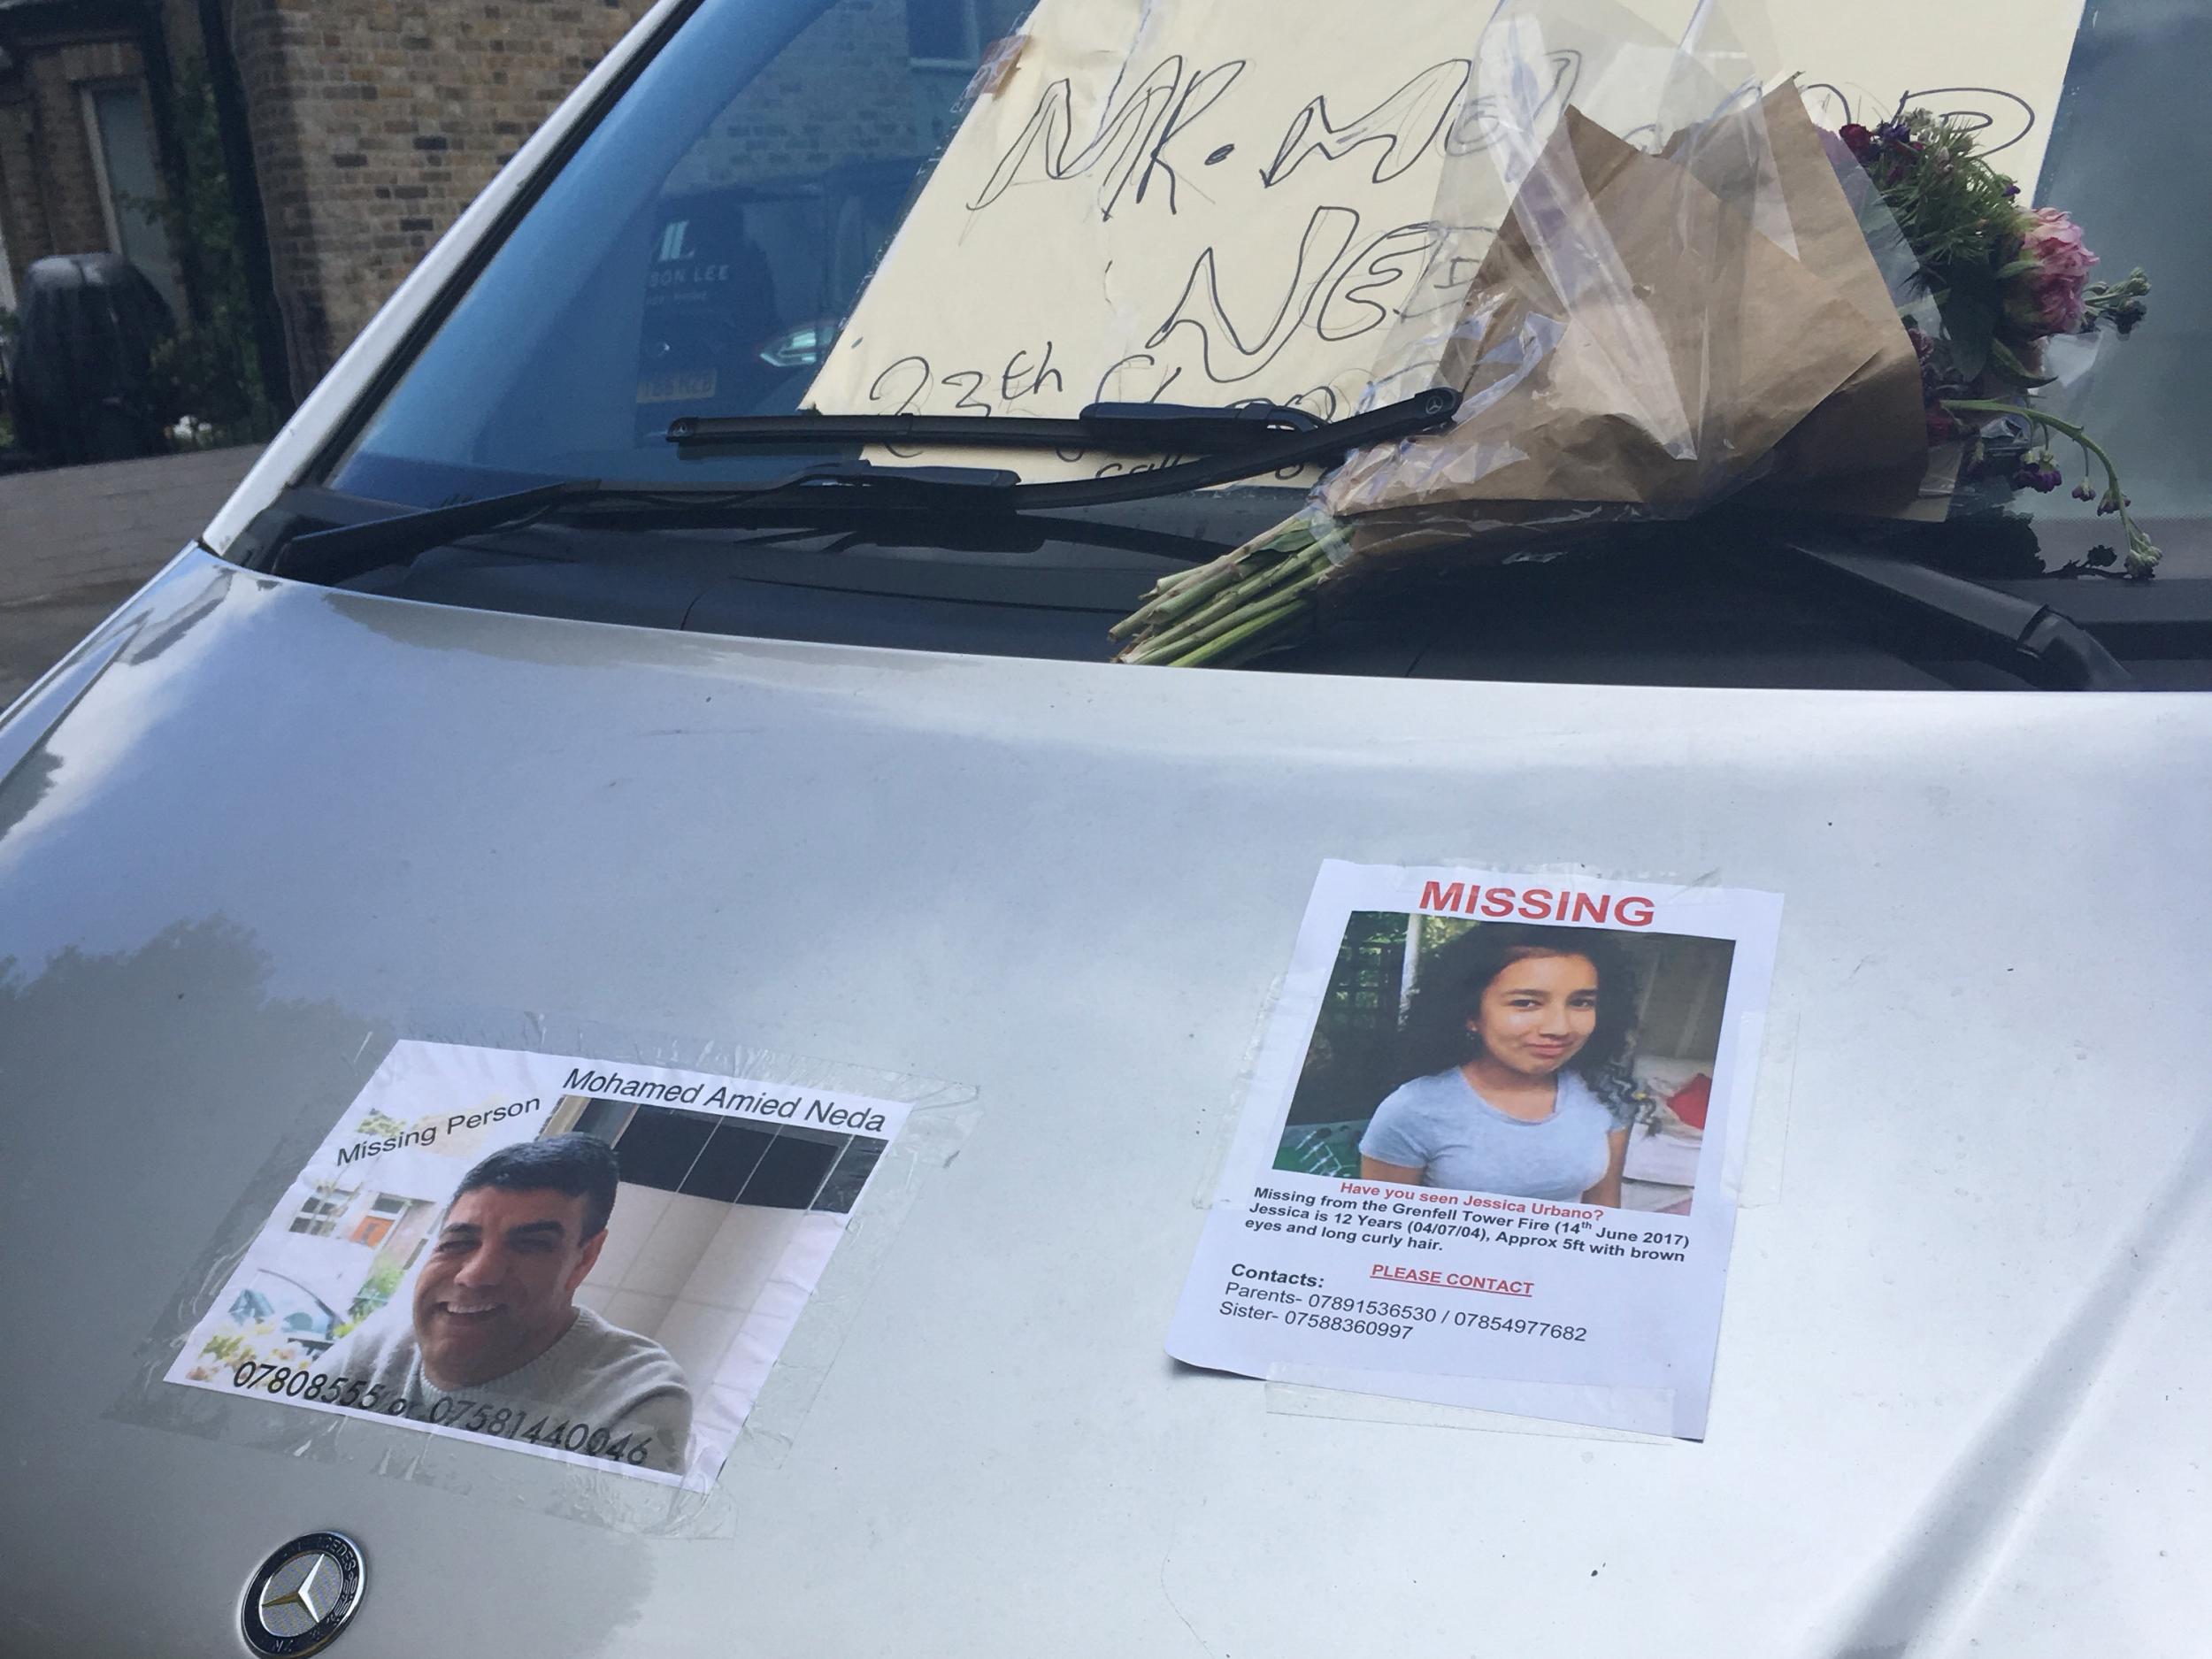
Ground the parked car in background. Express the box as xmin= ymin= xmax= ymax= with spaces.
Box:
xmin=223 ymin=1269 xmax=343 ymax=1360
xmin=8 ymin=252 xmax=175 ymax=466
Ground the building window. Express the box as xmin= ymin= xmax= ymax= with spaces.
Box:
xmin=288 ymin=1181 xmax=357 ymax=1237
xmin=79 ymin=80 xmax=182 ymax=317
xmin=349 ymin=1193 xmax=412 ymax=1248
xmin=906 ymin=0 xmax=983 ymax=65
xmin=576 ymin=1098 xmax=883 ymax=1214
xmin=907 ymin=0 xmax=999 ymax=148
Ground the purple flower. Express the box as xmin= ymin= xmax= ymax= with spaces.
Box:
xmin=2071 ymin=481 xmax=2096 ymax=502
xmin=2009 ymin=449 xmax=2063 ymax=493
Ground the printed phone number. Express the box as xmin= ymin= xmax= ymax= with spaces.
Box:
xmin=226 ymin=1362 xmax=655 ymax=1464
xmin=1293 ymin=1295 xmax=1587 ymax=1343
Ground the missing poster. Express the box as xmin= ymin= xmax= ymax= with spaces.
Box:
xmin=163 ymin=1041 xmax=909 ymax=1490
xmin=1168 ymin=861 xmax=1780 ymax=1439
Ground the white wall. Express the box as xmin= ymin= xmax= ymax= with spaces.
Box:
xmin=575 ymin=1181 xmax=809 ymax=1389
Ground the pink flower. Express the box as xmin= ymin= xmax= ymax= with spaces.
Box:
xmin=2012 ymin=207 xmax=2099 ymax=334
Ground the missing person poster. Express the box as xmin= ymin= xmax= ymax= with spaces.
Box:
xmin=163 ymin=1041 xmax=910 ymax=1490
xmin=1168 ymin=861 xmax=1781 ymax=1439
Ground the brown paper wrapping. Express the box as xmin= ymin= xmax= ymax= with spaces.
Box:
xmin=1320 ymin=85 xmax=1928 ymax=534
xmin=1750 ymin=83 xmax=1931 ymax=511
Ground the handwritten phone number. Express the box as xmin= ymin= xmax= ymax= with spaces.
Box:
xmin=226 ymin=1361 xmax=655 ymax=1464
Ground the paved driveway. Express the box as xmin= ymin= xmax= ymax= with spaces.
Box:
xmin=0 ymin=446 xmax=263 ymax=708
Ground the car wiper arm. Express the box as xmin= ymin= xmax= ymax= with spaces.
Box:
xmin=1009 ymin=387 xmax=1455 ymax=509
xmin=1768 ymin=536 xmax=2135 ymax=690
xmin=273 ymin=388 xmax=1459 ymax=580
xmin=277 ymin=480 xmax=590 ymax=579
xmin=665 ymin=399 xmax=1329 ymax=453
xmin=273 ymin=464 xmax=1021 ymax=580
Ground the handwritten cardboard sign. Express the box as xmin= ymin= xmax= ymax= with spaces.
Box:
xmin=804 ymin=0 xmax=2085 ymax=481
xmin=805 ymin=0 xmax=1490 ymax=477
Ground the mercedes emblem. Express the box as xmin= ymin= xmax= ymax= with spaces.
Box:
xmin=240 ymin=1532 xmax=365 ymax=1657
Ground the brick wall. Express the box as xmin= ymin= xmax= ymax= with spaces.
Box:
xmin=227 ymin=0 xmax=656 ymax=390
xmin=223 ymin=0 xmax=1033 ymax=392
xmin=663 ymin=0 xmax=915 ymax=194
xmin=0 ymin=32 xmax=150 ymax=288
xmin=1 ymin=0 xmax=1022 ymax=391
xmin=0 ymin=85 xmax=44 ymax=294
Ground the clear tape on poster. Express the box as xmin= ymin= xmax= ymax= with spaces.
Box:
xmin=1167 ymin=859 xmax=1786 ymax=1442
xmin=1260 ymin=1367 xmax=1674 ymax=1443
xmin=109 ymin=1006 xmax=978 ymax=1537
xmin=1189 ymin=970 xmax=1293 ymax=1212
xmin=1225 ymin=864 xmax=1803 ymax=1441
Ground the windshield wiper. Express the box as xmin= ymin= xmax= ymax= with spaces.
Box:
xmin=1769 ymin=537 xmax=2134 ymax=690
xmin=273 ymin=464 xmax=1018 ymax=581
xmin=273 ymin=389 xmax=1458 ymax=580
xmin=665 ymin=399 xmax=1329 ymax=453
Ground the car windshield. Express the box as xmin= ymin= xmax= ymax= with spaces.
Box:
xmin=327 ymin=0 xmax=2204 ymax=533
xmin=331 ymin=0 xmax=1065 ymax=507
xmin=310 ymin=0 xmax=2212 ymax=690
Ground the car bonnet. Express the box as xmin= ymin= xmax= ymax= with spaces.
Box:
xmin=2 ymin=547 xmax=2208 ymax=1657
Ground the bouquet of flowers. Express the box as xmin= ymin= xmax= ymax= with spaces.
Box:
xmin=1112 ymin=19 xmax=2152 ymax=669
xmin=1843 ymin=112 xmax=2152 ymax=572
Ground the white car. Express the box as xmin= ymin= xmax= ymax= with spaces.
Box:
xmin=3 ymin=0 xmax=2208 ymax=1655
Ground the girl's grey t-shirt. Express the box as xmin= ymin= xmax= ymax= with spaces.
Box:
xmin=1358 ymin=1065 xmax=1619 ymax=1199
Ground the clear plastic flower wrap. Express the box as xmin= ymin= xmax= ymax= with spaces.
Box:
xmin=1113 ymin=0 xmax=1933 ymax=667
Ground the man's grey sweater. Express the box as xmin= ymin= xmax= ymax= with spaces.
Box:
xmin=326 ymin=1304 xmax=693 ymax=1473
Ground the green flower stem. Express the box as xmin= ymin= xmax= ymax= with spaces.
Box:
xmin=1121 ymin=567 xmax=1259 ymax=660
xmin=1942 ymin=398 xmax=2161 ymax=575
xmin=1108 ymin=556 xmax=1247 ymax=639
xmin=1116 ymin=509 xmax=1342 ymax=642
xmin=1127 ymin=542 xmax=1323 ymax=660
xmin=1170 ymin=594 xmax=1312 ymax=667
xmin=1134 ymin=562 xmax=1330 ymax=665
xmin=1137 ymin=565 xmax=1202 ymax=601
xmin=1126 ymin=555 xmax=1319 ymax=664
xmin=1299 ymin=515 xmax=1353 ymax=565
xmin=1112 ymin=509 xmax=1351 ymax=665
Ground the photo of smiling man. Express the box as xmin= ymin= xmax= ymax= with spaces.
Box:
xmin=322 ymin=1133 xmax=693 ymax=1472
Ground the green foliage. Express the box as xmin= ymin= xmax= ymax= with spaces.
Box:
xmin=1863 ymin=110 xmax=2026 ymax=274
xmin=2083 ymin=267 xmax=2152 ymax=337
xmin=341 ymin=1259 xmax=407 ymax=1335
xmin=1855 ymin=111 xmax=2028 ymax=384
xmin=136 ymin=59 xmax=277 ymax=444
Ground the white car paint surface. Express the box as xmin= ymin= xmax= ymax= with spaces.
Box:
xmin=1 ymin=547 xmax=2207 ymax=1656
